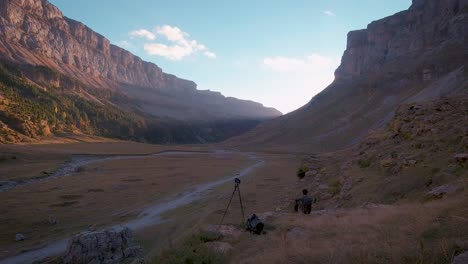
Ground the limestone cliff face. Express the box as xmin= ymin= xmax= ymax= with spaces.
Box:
xmin=0 ymin=0 xmax=281 ymax=123
xmin=0 ymin=0 xmax=193 ymax=90
xmin=0 ymin=0 xmax=281 ymax=143
xmin=335 ymin=0 xmax=467 ymax=81
xmin=228 ymin=0 xmax=467 ymax=152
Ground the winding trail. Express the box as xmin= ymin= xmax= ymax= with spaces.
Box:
xmin=0 ymin=150 xmax=209 ymax=193
xmin=0 ymin=151 xmax=265 ymax=264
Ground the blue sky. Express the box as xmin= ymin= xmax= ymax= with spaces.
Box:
xmin=49 ymin=0 xmax=411 ymax=113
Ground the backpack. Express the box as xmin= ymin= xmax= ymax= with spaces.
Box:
xmin=246 ymin=214 xmax=264 ymax=235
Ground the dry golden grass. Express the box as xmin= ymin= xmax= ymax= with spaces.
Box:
xmin=132 ymin=153 xmax=302 ymax=260
xmin=0 ymin=142 xmax=253 ymax=259
xmin=231 ymin=193 xmax=468 ymax=264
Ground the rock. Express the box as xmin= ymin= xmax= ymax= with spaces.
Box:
xmin=130 ymin=259 xmax=146 ymax=264
xmin=427 ymin=184 xmax=461 ymax=198
xmin=63 ymin=227 xmax=140 ymax=264
xmin=403 ymin=159 xmax=418 ymax=166
xmin=15 ymin=233 xmax=25 ymax=241
xmin=123 ymin=246 xmax=144 ymax=258
xmin=0 ymin=0 xmax=281 ymax=125
xmin=286 ymin=227 xmax=306 ymax=239
xmin=454 ymin=153 xmax=468 ymax=163
xmin=48 ymin=215 xmax=58 ymax=225
xmin=305 ymin=170 xmax=318 ymax=177
xmin=335 ymin=0 xmax=464 ymax=80
xmin=206 ymin=241 xmax=233 ymax=254
xmin=203 ymin=225 xmax=244 ymax=241
xmin=452 ymin=251 xmax=468 ymax=264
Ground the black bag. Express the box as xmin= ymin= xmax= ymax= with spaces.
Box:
xmin=246 ymin=214 xmax=264 ymax=235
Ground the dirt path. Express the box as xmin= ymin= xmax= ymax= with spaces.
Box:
xmin=0 ymin=151 xmax=265 ymax=264
xmin=0 ymin=150 xmax=209 ymax=192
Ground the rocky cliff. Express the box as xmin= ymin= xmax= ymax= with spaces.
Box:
xmin=335 ymin=0 xmax=467 ymax=81
xmin=227 ymin=0 xmax=467 ymax=152
xmin=0 ymin=0 xmax=281 ymax=143
xmin=0 ymin=0 xmax=190 ymax=90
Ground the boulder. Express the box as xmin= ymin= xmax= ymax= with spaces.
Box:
xmin=305 ymin=170 xmax=318 ymax=177
xmin=454 ymin=153 xmax=468 ymax=163
xmin=15 ymin=233 xmax=25 ymax=241
xmin=427 ymin=184 xmax=461 ymax=198
xmin=124 ymin=246 xmax=144 ymax=258
xmin=452 ymin=251 xmax=468 ymax=264
xmin=63 ymin=227 xmax=142 ymax=264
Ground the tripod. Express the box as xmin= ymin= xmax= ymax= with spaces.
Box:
xmin=219 ymin=178 xmax=245 ymax=225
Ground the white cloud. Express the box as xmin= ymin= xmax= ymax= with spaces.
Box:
xmin=323 ymin=10 xmax=336 ymax=16
xmin=117 ymin=40 xmax=131 ymax=49
xmin=128 ymin=25 xmax=215 ymax=60
xmin=129 ymin=29 xmax=156 ymax=40
xmin=203 ymin=51 xmax=217 ymax=59
xmin=155 ymin=25 xmax=187 ymax=44
xmin=144 ymin=43 xmax=193 ymax=61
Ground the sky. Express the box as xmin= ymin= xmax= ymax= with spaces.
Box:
xmin=49 ymin=0 xmax=411 ymax=114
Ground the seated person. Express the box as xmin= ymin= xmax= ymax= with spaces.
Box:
xmin=294 ymin=189 xmax=313 ymax=214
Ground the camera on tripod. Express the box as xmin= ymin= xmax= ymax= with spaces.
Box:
xmin=219 ymin=177 xmax=264 ymax=235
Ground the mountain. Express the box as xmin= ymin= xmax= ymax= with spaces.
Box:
xmin=226 ymin=0 xmax=467 ymax=152
xmin=0 ymin=0 xmax=281 ymax=143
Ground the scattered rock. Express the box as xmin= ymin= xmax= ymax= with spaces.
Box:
xmin=403 ymin=159 xmax=418 ymax=166
xmin=130 ymin=258 xmax=146 ymax=264
xmin=454 ymin=153 xmax=468 ymax=163
xmin=427 ymin=184 xmax=461 ymax=198
xmin=206 ymin=241 xmax=233 ymax=254
xmin=203 ymin=225 xmax=244 ymax=241
xmin=305 ymin=170 xmax=318 ymax=177
xmin=63 ymin=227 xmax=141 ymax=264
xmin=124 ymin=246 xmax=144 ymax=258
xmin=15 ymin=233 xmax=25 ymax=241
xmin=452 ymin=251 xmax=468 ymax=264
xmin=48 ymin=215 xmax=59 ymax=225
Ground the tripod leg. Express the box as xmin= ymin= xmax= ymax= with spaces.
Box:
xmin=220 ymin=185 xmax=238 ymax=225
xmin=237 ymin=185 xmax=245 ymax=222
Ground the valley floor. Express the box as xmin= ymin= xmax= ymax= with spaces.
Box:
xmin=0 ymin=117 xmax=467 ymax=264
xmin=0 ymin=142 xmax=303 ymax=263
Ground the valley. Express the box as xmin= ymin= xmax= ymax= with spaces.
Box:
xmin=0 ymin=0 xmax=467 ymax=263
xmin=0 ymin=142 xmax=303 ymax=263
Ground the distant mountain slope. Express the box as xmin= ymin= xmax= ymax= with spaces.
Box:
xmin=0 ymin=0 xmax=281 ymax=143
xmin=226 ymin=0 xmax=467 ymax=152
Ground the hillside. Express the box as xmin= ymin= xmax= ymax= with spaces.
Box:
xmin=152 ymin=97 xmax=467 ymax=264
xmin=299 ymin=96 xmax=467 ymax=208
xmin=0 ymin=0 xmax=281 ymax=143
xmin=226 ymin=0 xmax=467 ymax=152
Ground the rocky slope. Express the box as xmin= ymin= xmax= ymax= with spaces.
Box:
xmin=0 ymin=0 xmax=281 ymax=143
xmin=298 ymin=96 xmax=467 ymax=208
xmin=227 ymin=0 xmax=467 ymax=152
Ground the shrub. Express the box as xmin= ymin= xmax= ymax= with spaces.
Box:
xmin=358 ymin=158 xmax=372 ymax=168
xmin=296 ymin=165 xmax=309 ymax=179
xmin=328 ymin=179 xmax=342 ymax=197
